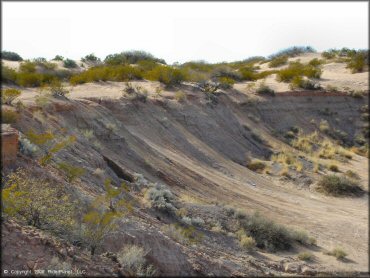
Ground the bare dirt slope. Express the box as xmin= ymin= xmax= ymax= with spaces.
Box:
xmin=4 ymin=79 xmax=368 ymax=276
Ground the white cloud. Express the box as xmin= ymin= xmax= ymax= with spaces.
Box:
xmin=2 ymin=2 xmax=368 ymax=63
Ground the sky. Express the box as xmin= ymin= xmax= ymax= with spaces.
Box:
xmin=2 ymin=1 xmax=368 ymax=64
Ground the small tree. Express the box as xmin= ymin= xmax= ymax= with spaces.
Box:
xmin=82 ymin=179 xmax=132 ymax=255
xmin=2 ymin=88 xmax=21 ymax=105
xmin=52 ymin=55 xmax=64 ymax=61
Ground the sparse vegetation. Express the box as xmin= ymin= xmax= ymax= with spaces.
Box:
xmin=277 ymin=61 xmax=322 ymax=82
xmin=247 ymin=159 xmax=266 ymax=172
xmin=2 ymin=109 xmax=19 ymax=124
xmin=57 ymin=162 xmax=85 ymax=183
xmin=63 ymin=59 xmax=77 ymax=68
xmin=255 ymin=83 xmax=275 ymax=96
xmin=268 ymin=55 xmax=288 ymax=68
xmin=144 ymin=183 xmax=177 ymax=215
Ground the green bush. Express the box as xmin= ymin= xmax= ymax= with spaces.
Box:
xmin=268 ymin=55 xmax=288 ymax=68
xmin=63 ymin=59 xmax=77 ymax=68
xmin=52 ymin=55 xmax=64 ymax=61
xmin=70 ymin=65 xmax=143 ymax=85
xmin=1 ymin=51 xmax=23 ymax=61
xmin=277 ymin=61 xmax=322 ymax=82
xmin=2 ymin=88 xmax=21 ymax=105
xmin=144 ymin=183 xmax=177 ymax=215
xmin=317 ymin=174 xmax=364 ymax=196
xmin=145 ymin=65 xmax=188 ymax=87
xmin=19 ymin=61 xmax=37 ymax=73
xmin=322 ymin=50 xmax=337 ymax=59
xmin=290 ymin=76 xmax=320 ymax=90
xmin=104 ymin=50 xmax=166 ymax=65
xmin=239 ymin=212 xmax=293 ymax=252
xmin=2 ymin=65 xmax=17 ymax=84
xmin=308 ymin=58 xmax=323 ymax=67
xmin=346 ymin=51 xmax=368 ymax=73
xmin=269 ymin=46 xmax=315 ymax=59
xmin=81 ymin=53 xmax=101 ymax=63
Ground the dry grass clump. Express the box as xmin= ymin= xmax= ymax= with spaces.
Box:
xmin=328 ymin=163 xmax=339 ymax=172
xmin=247 ymin=159 xmax=266 ymax=172
xmin=298 ymin=252 xmax=314 ymax=261
xmin=236 ymin=230 xmax=256 ymax=251
xmin=2 ymin=108 xmax=20 ymax=124
xmin=2 ymin=88 xmax=21 ymax=105
xmin=174 ymin=91 xmax=186 ymax=102
xmin=325 ymin=247 xmax=348 ymax=260
xmin=117 ymin=245 xmax=156 ymax=276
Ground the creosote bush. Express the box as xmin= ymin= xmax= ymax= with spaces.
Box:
xmin=277 ymin=61 xmax=322 ymax=82
xmin=298 ymin=252 xmax=314 ymax=261
xmin=247 ymin=159 xmax=266 ymax=172
xmin=256 ymin=83 xmax=275 ymax=96
xmin=63 ymin=59 xmax=78 ymax=68
xmin=316 ymin=174 xmax=364 ymax=197
xmin=57 ymin=162 xmax=85 ymax=183
xmin=268 ymin=55 xmax=288 ymax=68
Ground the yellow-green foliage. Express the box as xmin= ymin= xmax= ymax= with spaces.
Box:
xmin=317 ymin=174 xmax=364 ymax=197
xmin=268 ymin=55 xmax=288 ymax=68
xmin=2 ymin=88 xmax=21 ymax=105
xmin=325 ymin=247 xmax=348 ymax=260
xmin=2 ymin=109 xmax=19 ymax=124
xmin=144 ymin=65 xmax=188 ymax=87
xmin=277 ymin=61 xmax=322 ymax=82
xmin=26 ymin=129 xmax=76 ymax=165
xmin=236 ymin=229 xmax=256 ymax=251
xmin=2 ymin=168 xmax=76 ymax=230
xmin=70 ymin=65 xmax=143 ymax=85
xmin=162 ymin=223 xmax=203 ymax=245
xmin=82 ymin=178 xmax=132 ymax=255
xmin=346 ymin=51 xmax=368 ymax=73
xmin=271 ymin=151 xmax=296 ymax=165
xmin=247 ymin=159 xmax=266 ymax=172
xmin=57 ymin=162 xmax=85 ymax=183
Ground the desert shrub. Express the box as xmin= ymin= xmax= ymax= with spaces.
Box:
xmin=162 ymin=223 xmax=203 ymax=244
xmin=19 ymin=61 xmax=37 ymax=73
xmin=48 ymin=80 xmax=69 ymax=97
xmin=345 ymin=170 xmax=360 ymax=180
xmin=104 ymin=51 xmax=165 ymax=66
xmin=269 ymin=46 xmax=315 ymax=59
xmin=57 ymin=162 xmax=85 ymax=183
xmin=145 ymin=65 xmax=188 ymax=87
xmin=316 ymin=174 xmax=364 ymax=196
xmin=322 ymin=50 xmax=337 ymax=59
xmin=346 ymin=50 xmax=368 ymax=73
xmin=145 ymin=183 xmax=177 ymax=214
xmin=211 ymin=66 xmax=242 ymax=82
xmin=291 ymin=230 xmax=316 ymax=245
xmin=18 ymin=133 xmax=38 ymax=157
xmin=63 ymin=59 xmax=77 ymax=68
xmin=52 ymin=55 xmax=64 ymax=61
xmin=325 ymin=247 xmax=348 ymax=260
xmin=2 ymin=65 xmax=17 ymax=84
xmin=2 ymin=88 xmax=21 ymax=105
xmin=180 ymin=216 xmax=204 ymax=227
xmin=268 ymin=55 xmax=288 ymax=68
xmin=1 ymin=50 xmax=23 ymax=61
xmin=350 ymin=90 xmax=365 ymax=98
xmin=309 ymin=58 xmax=324 ymax=67
xmin=290 ymin=76 xmax=320 ymax=90
xmin=16 ymin=72 xmax=43 ymax=87
xmin=256 ymin=83 xmax=275 ymax=96
xmin=218 ymin=76 xmax=235 ymax=89
xmin=277 ymin=61 xmax=322 ymax=82
xmin=319 ymin=120 xmax=330 ymax=133
xmin=2 ymin=109 xmax=19 ymax=124
xmin=117 ymin=245 xmax=156 ymax=276
xmin=2 ymin=168 xmax=76 ymax=232
xmin=239 ymin=212 xmax=293 ymax=252
xmin=328 ymin=164 xmax=339 ymax=172
xmin=247 ymin=160 xmax=266 ymax=172
xmin=70 ymin=65 xmax=143 ymax=85
xmin=298 ymin=252 xmax=314 ymax=261
xmin=236 ymin=230 xmax=256 ymax=251
xmin=81 ymin=53 xmax=101 ymax=64
xmin=174 ymin=91 xmax=186 ymax=102
xmin=285 ymin=131 xmax=295 ymax=139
